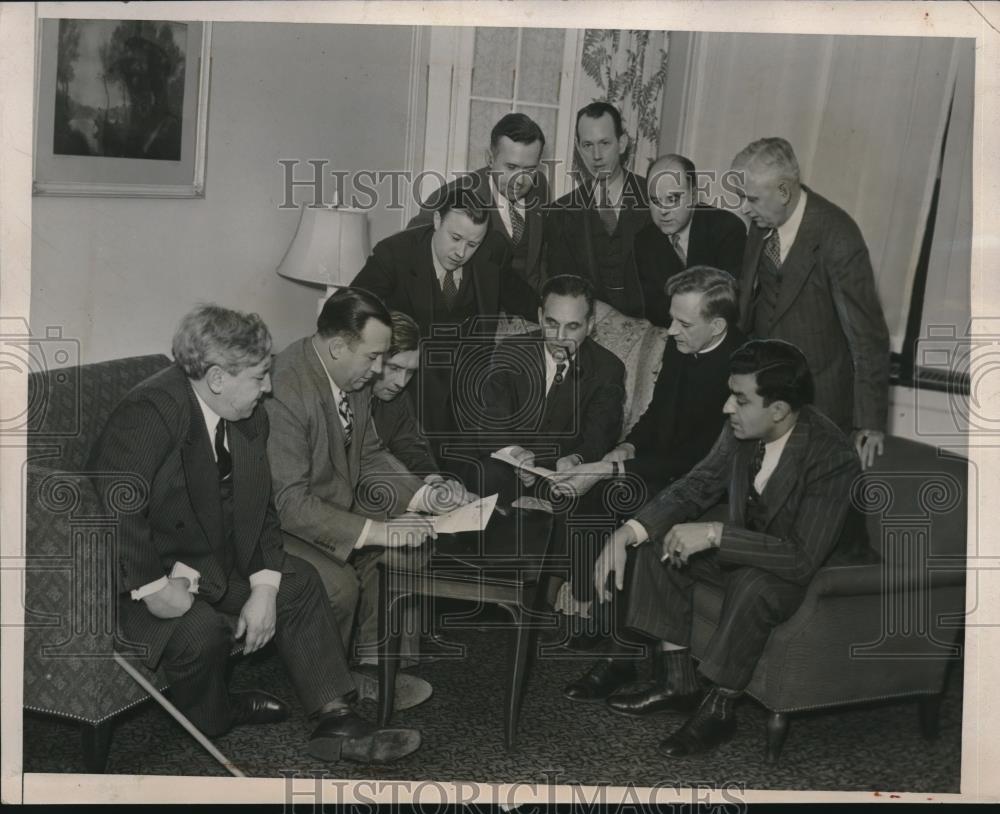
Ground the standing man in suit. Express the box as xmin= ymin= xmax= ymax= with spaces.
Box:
xmin=267 ymin=289 xmax=471 ymax=705
xmin=353 ymin=189 xmax=538 ymax=471
xmin=633 ymin=154 xmax=747 ymax=326
xmin=546 ymin=102 xmax=651 ymax=317
xmin=90 ymin=305 xmax=421 ymax=763
xmin=408 ymin=112 xmax=549 ymax=293
xmin=730 ymin=137 xmax=890 ymax=468
xmin=581 ymin=340 xmax=860 ymax=758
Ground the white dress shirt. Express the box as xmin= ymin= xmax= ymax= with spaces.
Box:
xmin=775 ymin=188 xmax=808 ymax=265
xmin=131 ymin=389 xmax=282 ymax=601
xmin=432 ymin=245 xmax=463 ymax=291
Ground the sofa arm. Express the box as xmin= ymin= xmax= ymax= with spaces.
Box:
xmin=810 ymin=562 xmax=966 ymax=599
xmin=26 ymin=464 xmax=107 ymax=556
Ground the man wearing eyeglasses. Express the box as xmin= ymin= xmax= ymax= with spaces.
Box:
xmin=633 ymin=154 xmax=746 ymax=327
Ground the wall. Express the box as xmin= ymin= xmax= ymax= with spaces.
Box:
xmin=30 ymin=21 xmax=416 ymax=364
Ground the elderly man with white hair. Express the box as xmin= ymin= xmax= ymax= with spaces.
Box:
xmin=729 ymin=137 xmax=890 ymax=469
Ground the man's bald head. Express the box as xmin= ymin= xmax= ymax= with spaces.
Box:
xmin=647 ymin=153 xmax=697 ymax=236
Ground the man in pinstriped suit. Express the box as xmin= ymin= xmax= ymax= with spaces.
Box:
xmin=583 ymin=339 xmax=862 ymax=758
xmin=90 ymin=305 xmax=421 ymax=763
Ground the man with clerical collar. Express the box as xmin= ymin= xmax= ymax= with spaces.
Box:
xmin=476 ymin=274 xmax=625 ymax=503
xmin=729 ymin=137 xmax=890 ymax=470
xmin=571 ymin=339 xmax=862 ymax=759
xmin=546 ymin=102 xmax=651 ymax=318
xmin=632 ymin=154 xmax=746 ymax=327
xmin=548 ymin=268 xmax=747 ymax=650
xmin=409 ymin=112 xmax=549 ymax=293
xmin=90 ymin=304 xmax=422 ymax=763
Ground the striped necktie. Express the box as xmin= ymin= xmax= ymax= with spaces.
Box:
xmin=509 ymin=203 xmax=525 ymax=245
xmin=338 ymin=393 xmax=354 ymax=446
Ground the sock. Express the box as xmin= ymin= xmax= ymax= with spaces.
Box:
xmin=661 ymin=648 xmax=701 ymax=694
xmin=704 ymin=685 xmax=742 ymax=719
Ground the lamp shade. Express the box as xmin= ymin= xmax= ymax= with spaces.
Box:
xmin=276 ymin=205 xmax=370 ymax=288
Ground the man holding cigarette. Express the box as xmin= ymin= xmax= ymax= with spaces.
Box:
xmin=583 ymin=339 xmax=860 ymax=758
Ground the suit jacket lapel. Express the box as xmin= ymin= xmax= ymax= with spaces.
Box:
xmin=759 ymin=417 xmax=810 ymax=527
xmin=303 ymin=338 xmax=355 ymax=485
xmin=409 ymin=235 xmax=439 ymax=328
xmin=179 ymin=382 xmax=224 ymax=553
xmin=770 ymin=191 xmax=821 ymax=327
xmin=730 ymin=438 xmax=754 ymax=528
xmin=739 ymin=226 xmax=767 ymax=332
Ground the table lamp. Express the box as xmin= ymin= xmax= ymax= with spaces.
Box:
xmin=276 ymin=204 xmax=371 ymax=312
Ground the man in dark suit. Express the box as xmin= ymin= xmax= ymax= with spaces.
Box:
xmin=730 ymin=137 xmax=890 ymax=469
xmin=476 ymin=274 xmax=626 ymax=502
xmin=267 ymin=290 xmax=471 ymax=703
xmin=353 ymin=189 xmax=538 ymax=470
xmin=90 ymin=305 xmax=421 ymax=763
xmin=546 ymin=102 xmax=651 ymax=317
xmin=408 ymin=112 xmax=549 ymax=293
xmin=579 ymin=340 xmax=860 ymax=758
xmin=632 ymin=154 xmax=746 ymax=327
xmin=371 ymin=310 xmax=438 ymax=476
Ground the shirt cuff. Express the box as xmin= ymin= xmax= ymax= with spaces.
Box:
xmin=249 ymin=569 xmax=282 ymax=591
xmin=624 ymin=519 xmax=649 ymax=545
xmin=353 ymin=518 xmax=373 ymax=550
xmin=407 ymin=483 xmax=432 ymax=513
xmin=130 ymin=575 xmax=169 ymax=601
xmin=169 ymin=561 xmax=201 ymax=594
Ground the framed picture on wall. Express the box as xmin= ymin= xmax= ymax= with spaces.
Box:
xmin=32 ymin=18 xmax=211 ymax=198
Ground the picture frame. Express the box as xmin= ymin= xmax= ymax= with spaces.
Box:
xmin=32 ymin=18 xmax=211 ymax=198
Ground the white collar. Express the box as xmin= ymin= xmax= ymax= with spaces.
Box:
xmin=193 ymin=387 xmax=222 ymax=448
xmin=489 ymin=175 xmax=523 ymax=213
xmin=692 ymin=328 xmax=728 ymax=358
xmin=311 ymin=336 xmax=347 ymax=403
xmin=776 ymin=187 xmax=808 ymax=257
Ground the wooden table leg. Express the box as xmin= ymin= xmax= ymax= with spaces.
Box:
xmin=378 ymin=565 xmax=402 ymax=726
xmin=501 ymin=582 xmax=540 ymax=750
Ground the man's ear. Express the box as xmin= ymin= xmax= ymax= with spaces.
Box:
xmin=710 ymin=316 xmax=727 ymax=338
xmin=326 ymin=335 xmax=346 ymax=360
xmin=205 ymin=365 xmax=225 ymax=395
xmin=485 ymin=147 xmax=496 ymax=169
xmin=617 ymin=131 xmax=630 ymax=156
xmin=769 ymin=399 xmax=792 ymax=424
xmin=777 ymin=179 xmax=791 ymax=205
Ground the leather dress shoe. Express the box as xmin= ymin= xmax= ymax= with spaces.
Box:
xmin=657 ymin=702 xmax=737 ymax=758
xmin=563 ymin=659 xmax=637 ymax=702
xmin=606 ymin=681 xmax=703 ymax=717
xmin=307 ymin=708 xmax=421 ymax=763
xmin=229 ymin=690 xmax=290 ymax=727
xmin=351 ymin=666 xmax=433 ymax=711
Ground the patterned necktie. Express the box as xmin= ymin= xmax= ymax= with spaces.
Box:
xmin=764 ymin=228 xmax=782 ymax=269
xmin=509 ymin=202 xmax=525 ymax=245
xmin=749 ymin=439 xmax=766 ymax=494
xmin=670 ymin=232 xmax=687 ymax=266
xmin=553 ymin=362 xmax=567 ymax=387
xmin=338 ymin=393 xmax=354 ymax=446
xmin=597 ymin=179 xmax=618 ymax=235
xmin=441 ymin=268 xmax=458 ymax=310
xmin=214 ymin=418 xmax=232 ymax=481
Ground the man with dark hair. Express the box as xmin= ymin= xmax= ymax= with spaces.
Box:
xmin=354 ymin=188 xmax=538 ymax=468
xmin=546 ymin=101 xmax=651 ymax=317
xmin=577 ymin=338 xmax=861 ymax=758
xmin=730 ymin=137 xmax=890 ymax=469
xmin=371 ymin=311 xmax=438 ymax=475
xmin=633 ymin=154 xmax=747 ymax=326
xmin=409 ymin=112 xmax=550 ymax=292
xmin=90 ymin=304 xmax=421 ymax=763
xmin=267 ymin=288 xmax=471 ymax=708
xmin=477 ymin=274 xmax=626 ymax=500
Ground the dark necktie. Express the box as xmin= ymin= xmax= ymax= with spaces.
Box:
xmin=597 ymin=180 xmax=618 ymax=235
xmin=441 ymin=268 xmax=458 ymax=310
xmin=764 ymin=228 xmax=781 ymax=269
xmin=215 ymin=418 xmax=232 ymax=481
xmin=749 ymin=439 xmax=766 ymax=494
xmin=670 ymin=232 xmax=687 ymax=266
xmin=509 ymin=203 xmax=525 ymax=245
xmin=338 ymin=393 xmax=354 ymax=446
xmin=553 ymin=361 xmax=567 ymax=387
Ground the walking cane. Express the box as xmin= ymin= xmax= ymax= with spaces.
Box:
xmin=113 ymin=652 xmax=246 ymax=778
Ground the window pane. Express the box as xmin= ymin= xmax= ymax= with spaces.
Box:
xmin=469 ymin=100 xmax=513 ymax=169
xmin=471 ymin=28 xmax=517 ymax=99
xmin=518 ymin=29 xmax=565 ymax=105
xmin=517 ymin=104 xmax=558 ymax=161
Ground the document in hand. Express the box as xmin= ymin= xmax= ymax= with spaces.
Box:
xmin=431 ymin=493 xmax=499 ymax=534
xmin=490 ymin=448 xmax=556 ymax=480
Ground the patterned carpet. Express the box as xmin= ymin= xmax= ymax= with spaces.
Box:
xmin=22 ymin=618 xmax=963 ymax=793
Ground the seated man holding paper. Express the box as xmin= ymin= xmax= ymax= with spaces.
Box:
xmin=266 ymin=288 xmax=475 ymax=706
xmin=477 ymin=274 xmax=626 ymax=503
xmin=575 ymin=340 xmax=861 ymax=759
